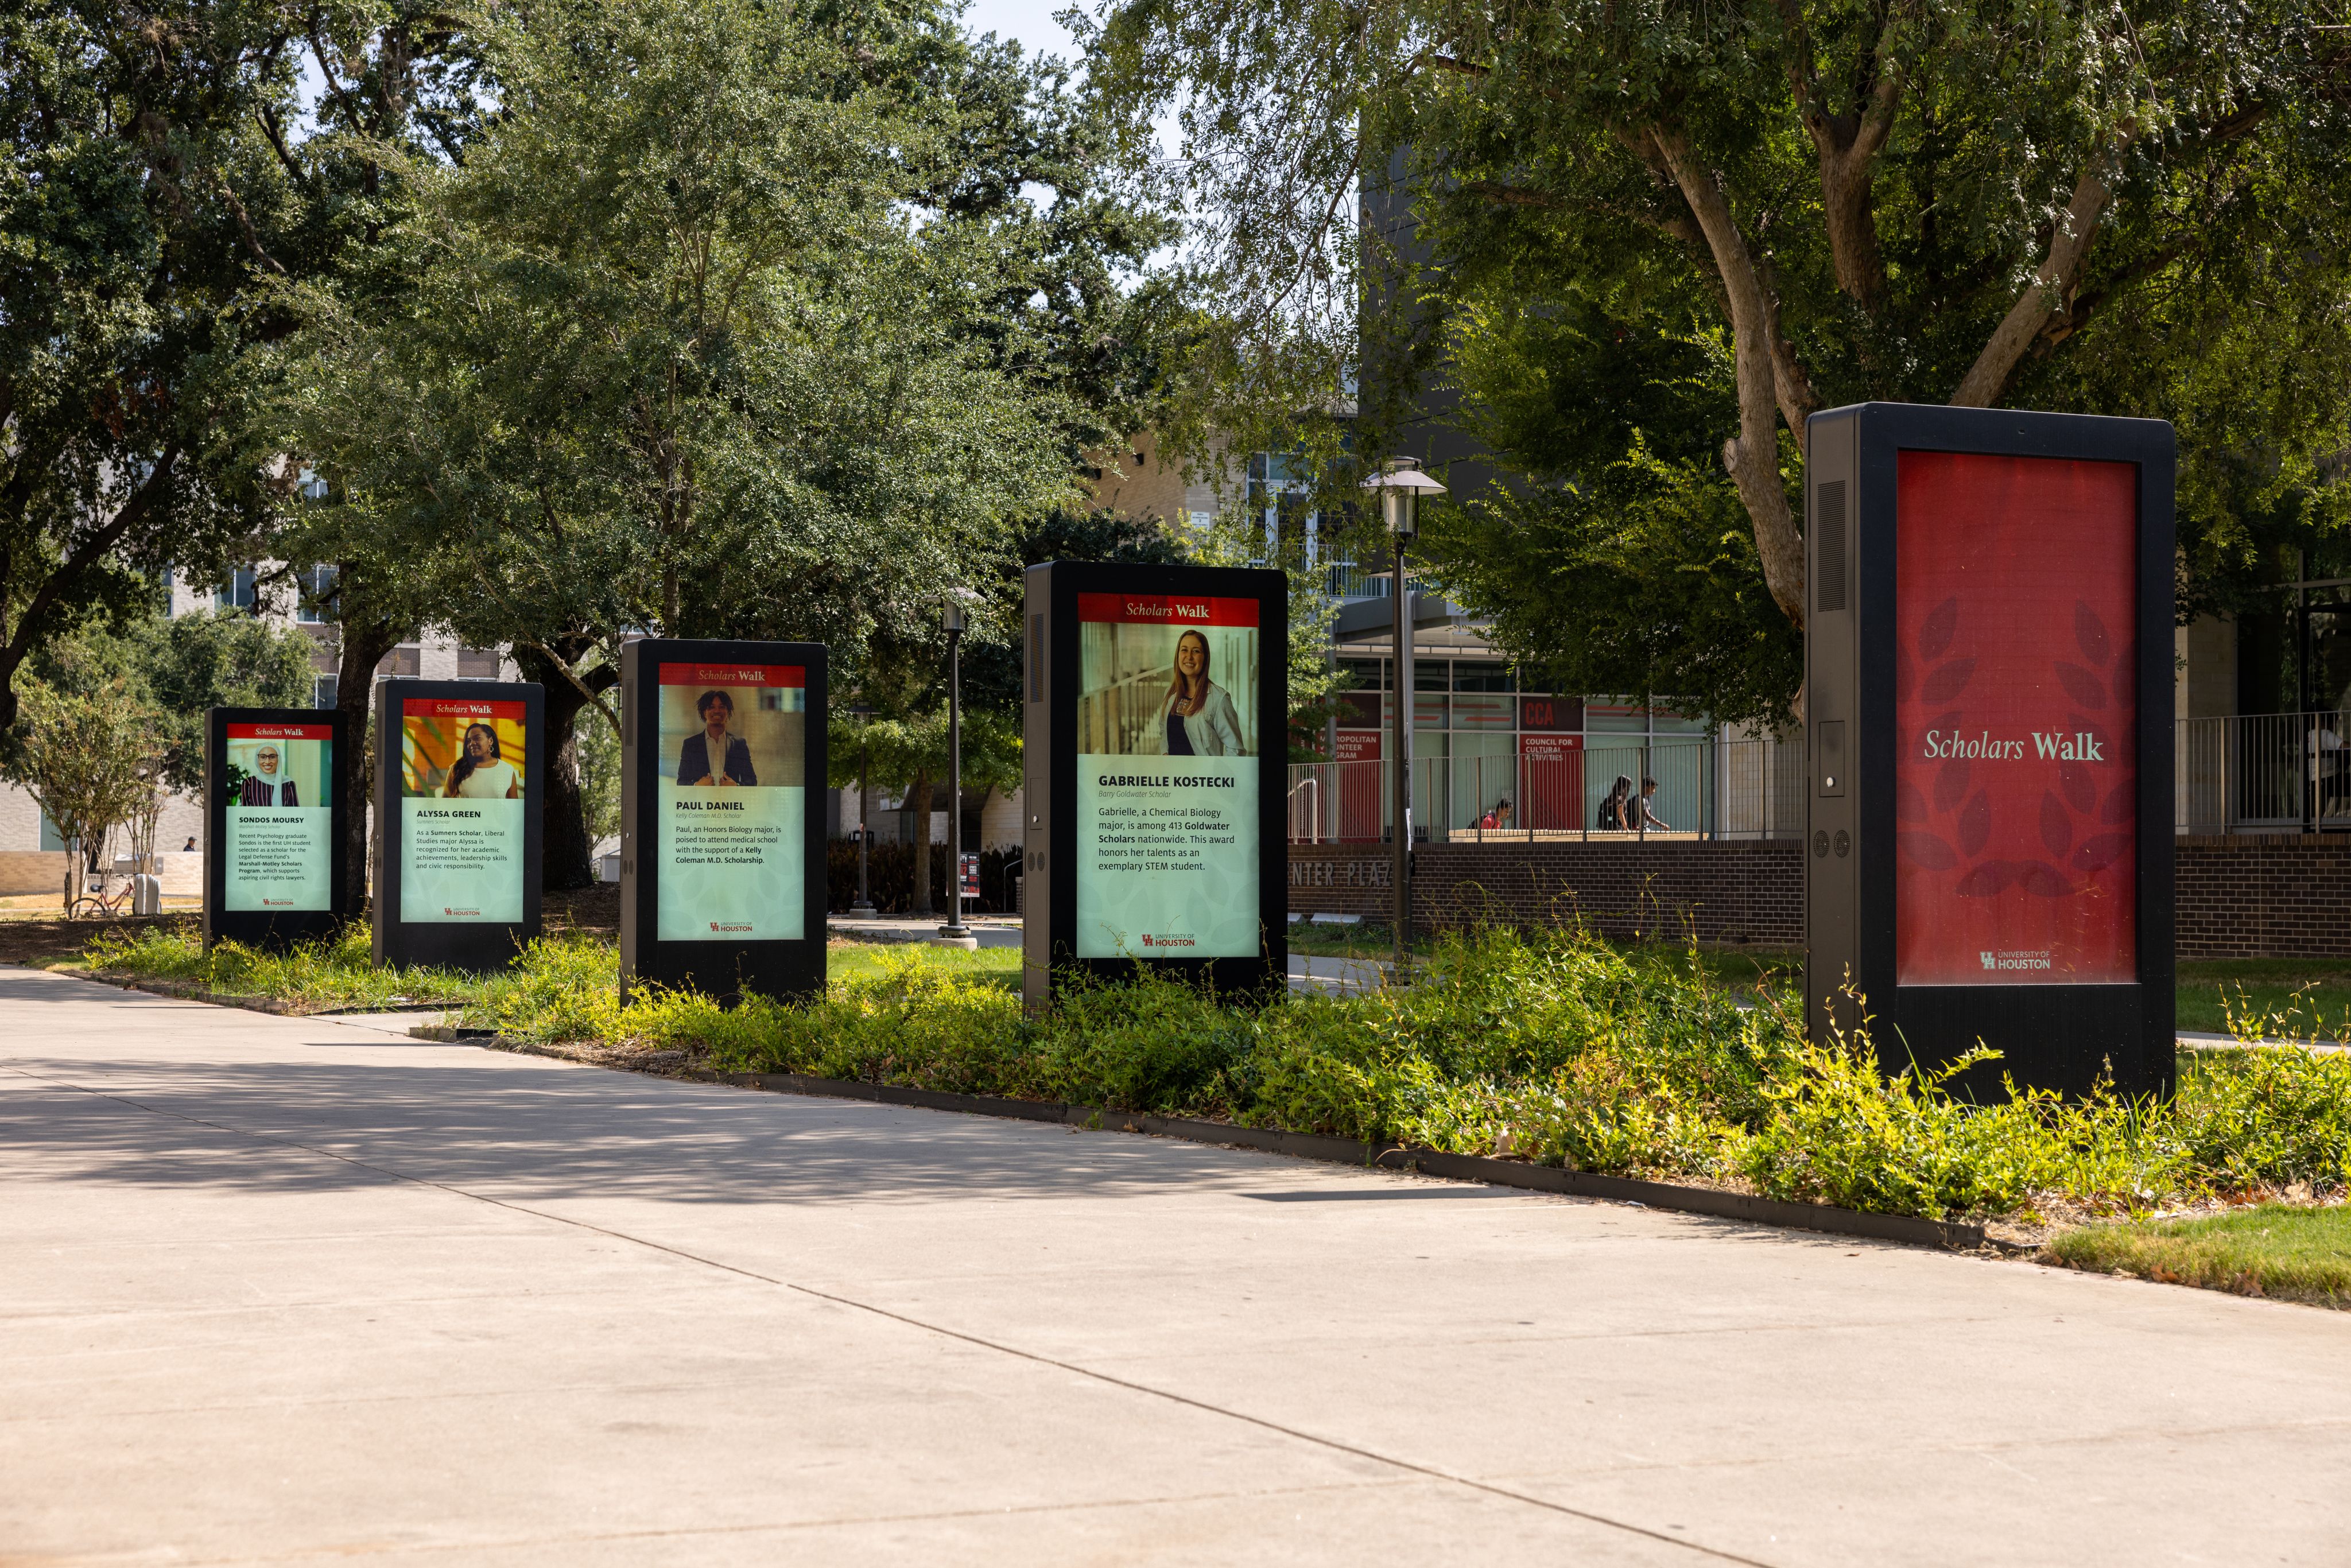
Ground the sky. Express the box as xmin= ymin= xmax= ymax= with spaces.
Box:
xmin=957 ymin=0 xmax=1081 ymax=63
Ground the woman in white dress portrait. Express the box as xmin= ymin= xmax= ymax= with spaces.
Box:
xmin=1143 ymin=629 xmax=1247 ymax=757
xmin=444 ymin=722 xmax=522 ymax=799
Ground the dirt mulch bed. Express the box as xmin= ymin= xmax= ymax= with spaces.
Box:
xmin=0 ymin=911 xmax=196 ymax=968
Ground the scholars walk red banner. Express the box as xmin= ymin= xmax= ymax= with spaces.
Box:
xmin=1893 ymin=452 xmax=2139 ymax=985
xmin=657 ymin=663 xmax=805 ymax=688
xmin=1077 ymin=592 xmax=1260 ymax=628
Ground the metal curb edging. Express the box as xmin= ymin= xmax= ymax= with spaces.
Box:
xmin=643 ymin=1061 xmax=1986 ymax=1251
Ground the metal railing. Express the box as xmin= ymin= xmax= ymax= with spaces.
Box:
xmin=2178 ymin=711 xmax=2351 ymax=835
xmin=1287 ymin=737 xmax=1805 ymax=844
xmin=1288 ymin=714 xmax=2351 ymax=843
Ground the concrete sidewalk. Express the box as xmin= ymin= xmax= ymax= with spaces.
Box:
xmin=3 ymin=968 xmax=2345 ymax=1565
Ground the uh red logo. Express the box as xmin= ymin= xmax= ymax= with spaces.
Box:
xmin=1141 ymin=934 xmax=1153 ymax=946
xmin=709 ymin=921 xmax=719 ymax=932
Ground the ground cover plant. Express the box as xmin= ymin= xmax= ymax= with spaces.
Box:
xmin=81 ymin=922 xmax=2351 ymax=1242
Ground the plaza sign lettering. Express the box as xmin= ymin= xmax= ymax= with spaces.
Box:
xmin=1919 ymin=730 xmax=2110 ymax=762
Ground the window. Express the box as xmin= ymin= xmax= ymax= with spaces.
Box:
xmin=456 ymin=646 xmax=502 ymax=680
xmin=215 ymin=567 xmax=258 ymax=612
xmin=312 ymin=674 xmax=339 ymax=710
xmin=376 ymin=645 xmax=421 ymax=678
xmin=296 ymin=565 xmax=337 ymax=624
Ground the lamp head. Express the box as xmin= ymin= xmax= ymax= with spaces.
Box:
xmin=1360 ymin=457 xmax=1445 ymax=541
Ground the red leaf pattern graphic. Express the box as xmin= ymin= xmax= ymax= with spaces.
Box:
xmin=1955 ymin=861 xmax=2018 ymax=896
xmin=1898 ymin=833 xmax=1958 ymax=870
xmin=2071 ymin=833 xmax=2129 ymax=872
xmin=2055 ymin=662 xmax=2107 ymax=710
xmin=2019 ymin=861 xmax=2072 ymax=897
xmin=1919 ymin=598 xmax=1960 ymax=660
xmin=2040 ymin=790 xmax=2073 ymax=857
xmin=2059 ymin=758 xmax=2096 ymax=813
xmin=1957 ymin=791 xmax=1990 ymax=856
xmin=1894 ymin=455 xmax=2138 ymax=985
xmin=1934 ymin=757 xmax=1970 ymax=813
xmin=2075 ymin=601 xmax=2109 ymax=666
xmin=1919 ymin=659 xmax=1977 ymax=703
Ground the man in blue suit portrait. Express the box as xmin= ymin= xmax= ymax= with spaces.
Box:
xmin=677 ymin=690 xmax=756 ymax=786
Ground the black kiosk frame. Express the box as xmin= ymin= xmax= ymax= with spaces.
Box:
xmin=1022 ymin=561 xmax=1289 ymax=1010
xmin=203 ymin=705 xmax=354 ymax=952
xmin=373 ymin=678 xmax=545 ymax=973
xmin=1804 ymin=403 xmax=2175 ymax=1096
xmin=619 ymin=639 xmax=829 ymax=1005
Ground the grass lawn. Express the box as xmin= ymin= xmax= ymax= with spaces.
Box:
xmin=2176 ymin=959 xmax=2351 ymax=1038
xmin=2047 ymin=1204 xmax=2351 ymax=1308
xmin=828 ymin=940 xmax=1018 ymax=987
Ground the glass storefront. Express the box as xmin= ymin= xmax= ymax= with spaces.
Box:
xmin=1326 ymin=658 xmax=1712 ymax=837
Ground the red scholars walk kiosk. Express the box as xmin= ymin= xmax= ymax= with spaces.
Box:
xmin=1804 ymin=404 xmax=2175 ymax=1097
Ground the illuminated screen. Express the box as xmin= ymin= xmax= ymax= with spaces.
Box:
xmin=399 ymin=697 xmax=527 ymax=925
xmin=653 ymin=662 xmax=806 ymax=942
xmin=222 ymin=720 xmax=332 ymax=911
xmin=1073 ymin=592 xmax=1262 ymax=958
xmin=1894 ymin=452 xmax=2137 ymax=985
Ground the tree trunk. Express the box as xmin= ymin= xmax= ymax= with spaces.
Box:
xmin=1649 ymin=127 xmax=1807 ymax=632
xmin=513 ymin=645 xmax=595 ymax=891
xmin=909 ymin=772 xmax=934 ymax=916
xmin=335 ymin=606 xmax=399 ymax=916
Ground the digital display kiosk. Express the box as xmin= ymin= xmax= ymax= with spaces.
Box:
xmin=1022 ymin=562 xmax=1288 ymax=1008
xmin=618 ymin=639 xmax=828 ymax=1004
xmin=373 ymin=678 xmax=544 ymax=972
xmin=1804 ymin=403 xmax=2175 ymax=1096
xmin=204 ymin=707 xmax=352 ymax=950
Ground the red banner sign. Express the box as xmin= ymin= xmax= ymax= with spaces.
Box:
xmin=1077 ymin=592 xmax=1260 ymax=628
xmin=404 ymin=698 xmax=525 ymax=723
xmin=657 ymin=663 xmax=805 ymax=687
xmin=1894 ymin=452 xmax=2137 ymax=985
xmin=226 ymin=722 xmax=331 ymax=741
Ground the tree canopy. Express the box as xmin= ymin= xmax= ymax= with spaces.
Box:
xmin=1084 ymin=0 xmax=2351 ymax=721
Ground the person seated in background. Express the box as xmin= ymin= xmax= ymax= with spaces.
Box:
xmin=1635 ymin=777 xmax=1672 ymax=831
xmin=1477 ymin=797 xmax=1514 ymax=830
xmin=1597 ymin=776 xmax=1635 ymax=830
xmin=181 ymin=837 xmax=197 ymax=853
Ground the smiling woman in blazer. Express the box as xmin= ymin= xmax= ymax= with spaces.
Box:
xmin=1141 ymin=629 xmax=1246 ymax=756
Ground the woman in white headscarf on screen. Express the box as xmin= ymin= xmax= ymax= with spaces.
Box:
xmin=1142 ymin=629 xmax=1246 ymax=756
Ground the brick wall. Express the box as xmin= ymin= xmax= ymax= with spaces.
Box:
xmin=2177 ymin=835 xmax=2351 ymax=959
xmin=1290 ymin=834 xmax=2351 ymax=958
xmin=1288 ymin=839 xmax=1805 ymax=947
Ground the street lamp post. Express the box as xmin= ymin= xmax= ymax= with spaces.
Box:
xmin=1360 ymin=458 xmax=1446 ymax=979
xmin=848 ymin=701 xmax=876 ymax=919
xmin=934 ymin=596 xmax=977 ymax=949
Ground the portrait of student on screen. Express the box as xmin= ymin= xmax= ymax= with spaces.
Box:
xmin=239 ymin=744 xmax=300 ymax=806
xmin=1139 ymin=629 xmax=1247 ymax=757
xmin=443 ymin=723 xmax=521 ymax=799
xmin=677 ymin=690 xmax=758 ymax=786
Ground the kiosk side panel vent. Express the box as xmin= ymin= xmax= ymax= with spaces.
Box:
xmin=1814 ymin=480 xmax=1847 ymax=613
